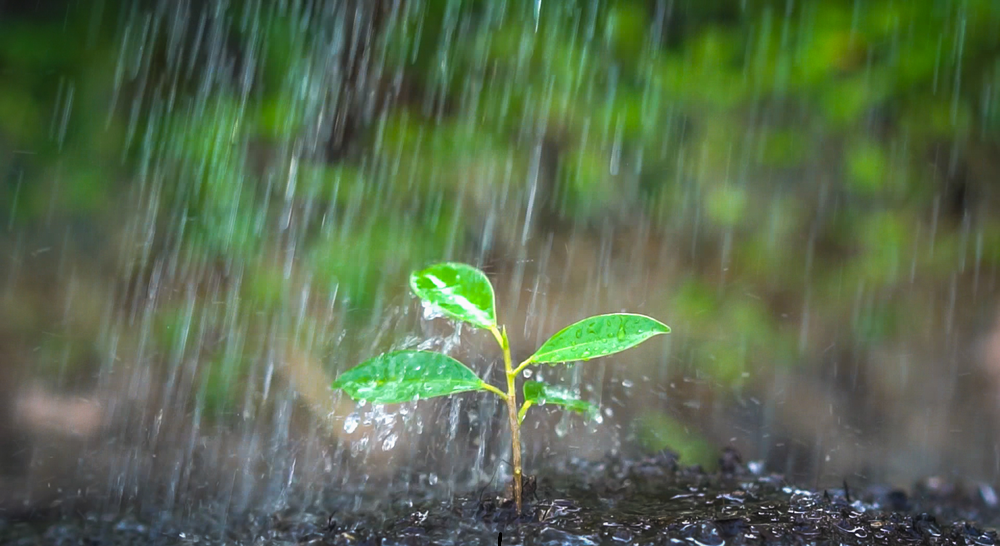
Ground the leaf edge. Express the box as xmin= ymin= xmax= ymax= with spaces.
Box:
xmin=528 ymin=312 xmax=670 ymax=364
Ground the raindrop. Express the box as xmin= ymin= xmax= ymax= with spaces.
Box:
xmin=421 ymin=300 xmax=446 ymax=321
xmin=344 ymin=413 xmax=360 ymax=434
xmin=554 ymin=415 xmax=570 ymax=438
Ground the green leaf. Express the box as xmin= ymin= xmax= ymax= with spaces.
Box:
xmin=523 ymin=381 xmax=599 ymax=419
xmin=409 ymin=262 xmax=497 ymax=329
xmin=333 ymin=350 xmax=487 ymax=404
xmin=529 ymin=313 xmax=669 ymax=364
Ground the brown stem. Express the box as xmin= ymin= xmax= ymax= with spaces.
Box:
xmin=495 ymin=326 xmax=523 ymax=513
xmin=506 ymin=369 xmax=522 ymax=512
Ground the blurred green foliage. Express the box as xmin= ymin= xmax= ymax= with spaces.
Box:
xmin=635 ymin=410 xmax=718 ymax=469
xmin=0 ymin=4 xmax=123 ymax=226
xmin=4 ymin=0 xmax=1000 ymax=436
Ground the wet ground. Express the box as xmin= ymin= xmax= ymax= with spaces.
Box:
xmin=2 ymin=449 xmax=999 ymax=545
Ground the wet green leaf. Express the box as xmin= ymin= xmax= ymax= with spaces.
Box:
xmin=529 ymin=313 xmax=669 ymax=364
xmin=523 ymin=381 xmax=598 ymax=419
xmin=333 ymin=350 xmax=486 ymax=404
xmin=409 ymin=263 xmax=497 ymax=329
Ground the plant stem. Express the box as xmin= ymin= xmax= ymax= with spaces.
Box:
xmin=493 ymin=325 xmax=523 ymax=513
xmin=480 ymin=382 xmax=507 ymax=399
xmin=517 ymin=401 xmax=533 ymax=424
xmin=512 ymin=358 xmax=533 ymax=376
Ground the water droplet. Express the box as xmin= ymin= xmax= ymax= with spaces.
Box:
xmin=428 ymin=473 xmax=438 ymax=485
xmin=542 ymin=527 xmax=600 ymax=545
xmin=421 ymin=300 xmax=445 ymax=321
xmin=554 ymin=417 xmax=570 ymax=438
xmin=523 ymin=369 xmax=533 ymax=378
xmin=382 ymin=433 xmax=398 ymax=451
xmin=343 ymin=413 xmax=360 ymax=434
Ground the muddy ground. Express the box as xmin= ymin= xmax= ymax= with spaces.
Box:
xmin=2 ymin=449 xmax=998 ymax=545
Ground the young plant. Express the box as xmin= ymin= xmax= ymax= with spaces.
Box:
xmin=332 ymin=262 xmax=669 ymax=511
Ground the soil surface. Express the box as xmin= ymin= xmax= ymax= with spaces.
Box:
xmin=2 ymin=449 xmax=999 ymax=545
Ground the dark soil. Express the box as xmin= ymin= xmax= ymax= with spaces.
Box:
xmin=2 ymin=449 xmax=999 ymax=545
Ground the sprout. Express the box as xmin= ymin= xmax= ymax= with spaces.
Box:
xmin=333 ymin=262 xmax=669 ymax=512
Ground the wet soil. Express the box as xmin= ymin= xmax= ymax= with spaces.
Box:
xmin=2 ymin=449 xmax=999 ymax=545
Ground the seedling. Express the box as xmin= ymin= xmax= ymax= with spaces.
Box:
xmin=332 ymin=262 xmax=669 ymax=511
